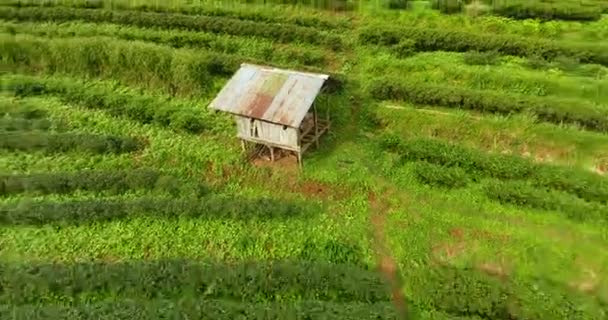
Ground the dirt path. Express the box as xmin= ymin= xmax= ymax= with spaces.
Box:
xmin=368 ymin=187 xmax=410 ymax=319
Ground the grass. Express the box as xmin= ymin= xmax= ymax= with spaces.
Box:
xmin=2 ymin=1 xmax=608 ymax=318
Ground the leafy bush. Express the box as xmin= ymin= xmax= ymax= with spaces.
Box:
xmin=484 ymin=180 xmax=608 ymax=222
xmin=463 ymin=50 xmax=500 ymax=65
xmin=381 ymin=137 xmax=608 ymax=205
xmin=432 ymin=0 xmax=463 ymax=14
xmin=0 ymin=117 xmax=52 ymax=131
xmin=2 ymin=20 xmax=329 ymax=68
xmin=413 ymin=161 xmax=470 ymax=188
xmin=0 ymin=299 xmax=397 ymax=320
xmin=0 ymin=260 xmax=390 ymax=303
xmin=1 ymin=34 xmax=239 ymax=96
xmin=393 ymin=39 xmax=417 ymax=58
xmin=368 ymin=78 xmax=608 ymax=132
xmin=406 ymin=265 xmax=596 ymax=319
xmin=0 ymin=102 xmax=47 ymax=119
xmin=359 ymin=25 xmax=608 ymax=67
xmin=0 ymin=169 xmax=184 ymax=196
xmin=491 ymin=1 xmax=602 ymax=21
xmin=0 ymin=195 xmax=324 ymax=225
xmin=299 ymin=239 xmax=364 ymax=265
xmin=0 ymin=132 xmax=143 ymax=154
xmin=0 ymin=6 xmax=343 ymax=50
xmin=4 ymin=75 xmax=221 ymax=134
xmin=2 ymin=0 xmax=351 ymax=29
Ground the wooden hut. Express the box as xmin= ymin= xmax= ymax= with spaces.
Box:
xmin=209 ymin=63 xmax=331 ymax=165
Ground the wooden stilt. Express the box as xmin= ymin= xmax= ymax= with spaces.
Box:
xmin=241 ymin=140 xmax=246 ymax=152
xmin=297 ymin=152 xmax=302 ymax=168
xmin=314 ymin=106 xmax=319 ymax=148
xmin=270 ymin=146 xmax=275 ymax=162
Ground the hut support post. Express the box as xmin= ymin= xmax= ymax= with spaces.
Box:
xmin=297 ymin=151 xmax=302 ymax=168
xmin=269 ymin=146 xmax=275 ymax=162
xmin=314 ymin=104 xmax=319 ymax=148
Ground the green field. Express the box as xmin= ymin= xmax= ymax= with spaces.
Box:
xmin=1 ymin=0 xmax=608 ymax=318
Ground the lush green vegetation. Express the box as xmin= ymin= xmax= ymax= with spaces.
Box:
xmin=1 ymin=0 xmax=607 ymax=318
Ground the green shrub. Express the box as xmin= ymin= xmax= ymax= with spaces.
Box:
xmin=299 ymin=239 xmax=364 ymax=265
xmin=413 ymin=161 xmax=470 ymax=188
xmin=484 ymin=180 xmax=607 ymax=222
xmin=463 ymin=50 xmax=500 ymax=65
xmin=393 ymin=39 xmax=417 ymax=58
xmin=0 ymin=132 xmax=143 ymax=154
xmin=359 ymin=25 xmax=608 ymax=67
xmin=0 ymin=169 xmax=183 ymax=196
xmin=491 ymin=1 xmax=602 ymax=21
xmin=4 ymin=75 xmax=220 ymax=134
xmin=0 ymin=260 xmax=390 ymax=303
xmin=381 ymin=137 xmax=608 ymax=205
xmin=0 ymin=195 xmax=324 ymax=225
xmin=406 ymin=265 xmax=596 ymax=319
xmin=1 ymin=34 xmax=239 ymax=96
xmin=386 ymin=0 xmax=409 ymax=9
xmin=2 ymin=0 xmax=351 ymax=29
xmin=368 ymin=78 xmax=608 ymax=132
xmin=0 ymin=117 xmax=52 ymax=131
xmin=432 ymin=0 xmax=463 ymax=14
xmin=0 ymin=6 xmax=343 ymax=50
xmin=0 ymin=300 xmax=397 ymax=320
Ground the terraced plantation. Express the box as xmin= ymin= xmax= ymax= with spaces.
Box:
xmin=1 ymin=0 xmax=607 ymax=319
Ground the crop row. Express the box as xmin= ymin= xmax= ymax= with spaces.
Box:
xmin=484 ymin=180 xmax=608 ymax=222
xmin=0 ymin=300 xmax=397 ymax=320
xmin=0 ymin=6 xmax=343 ymax=50
xmin=2 ymin=33 xmax=239 ymax=97
xmin=405 ymin=265 xmax=601 ymax=319
xmin=0 ymin=131 xmax=143 ymax=154
xmin=1 ymin=0 xmax=350 ymax=29
xmin=0 ymin=195 xmax=321 ymax=225
xmin=0 ymin=259 xmax=599 ymax=319
xmin=491 ymin=0 xmax=603 ymax=21
xmin=0 ymin=260 xmax=390 ymax=304
xmin=0 ymin=101 xmax=47 ymax=119
xmin=413 ymin=161 xmax=470 ymax=188
xmin=359 ymin=25 xmax=608 ymax=67
xmin=380 ymin=136 xmax=608 ymax=205
xmin=0 ymin=169 xmax=184 ymax=196
xmin=0 ymin=20 xmax=329 ymax=69
xmin=5 ymin=75 xmax=228 ymax=134
xmin=369 ymin=78 xmax=608 ymax=132
xmin=0 ymin=117 xmax=52 ymax=131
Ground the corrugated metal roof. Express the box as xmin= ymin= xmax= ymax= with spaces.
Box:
xmin=209 ymin=63 xmax=329 ymax=127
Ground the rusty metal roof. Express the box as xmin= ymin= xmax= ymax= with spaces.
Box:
xmin=208 ymin=63 xmax=329 ymax=127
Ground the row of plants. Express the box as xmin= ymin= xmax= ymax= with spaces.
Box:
xmin=405 ymin=264 xmax=604 ymax=319
xmin=2 ymin=33 xmax=238 ymax=97
xmin=0 ymin=259 xmax=390 ymax=304
xmin=484 ymin=180 xmax=608 ymax=222
xmin=0 ymin=299 xmax=397 ymax=320
xmin=4 ymin=75 xmax=229 ymax=134
xmin=0 ymin=20 xmax=329 ymax=69
xmin=359 ymin=25 xmax=608 ymax=67
xmin=361 ymin=51 xmax=608 ymax=103
xmin=0 ymin=6 xmax=343 ymax=50
xmin=1 ymin=0 xmax=351 ymax=29
xmin=0 ymin=100 xmax=47 ymax=119
xmin=490 ymin=0 xmax=604 ymax=21
xmin=380 ymin=135 xmax=608 ymax=205
xmin=0 ymin=117 xmax=53 ymax=131
xmin=0 ymin=195 xmax=321 ymax=225
xmin=0 ymin=169 xmax=183 ymax=196
xmin=411 ymin=161 xmax=607 ymax=222
xmin=0 ymin=131 xmax=143 ymax=154
xmin=369 ymin=77 xmax=608 ymax=132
